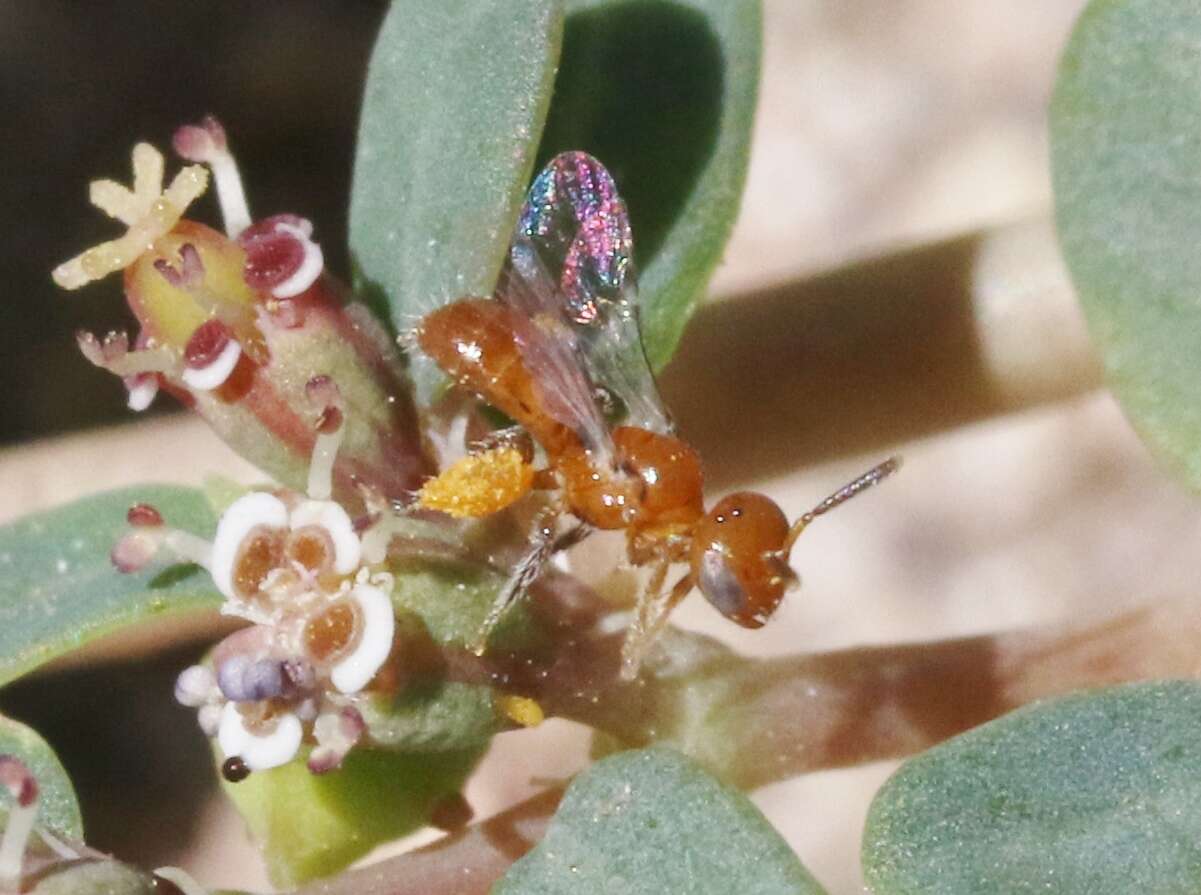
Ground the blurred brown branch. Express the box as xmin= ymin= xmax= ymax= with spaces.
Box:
xmin=296 ymin=590 xmax=1201 ymax=895
xmin=664 ymin=218 xmax=1100 ymax=490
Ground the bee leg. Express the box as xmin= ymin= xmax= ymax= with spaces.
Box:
xmin=551 ymin=522 xmax=591 ymax=554
xmin=471 ymin=508 xmax=560 ymax=655
xmin=619 ymin=563 xmax=694 ymax=681
xmin=470 ymin=425 xmax=535 ymax=465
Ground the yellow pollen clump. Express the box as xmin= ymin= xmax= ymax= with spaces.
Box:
xmin=415 ymin=447 xmax=535 ymax=518
xmin=497 ymin=694 xmax=544 ymax=728
xmin=53 ymin=142 xmax=209 ymax=290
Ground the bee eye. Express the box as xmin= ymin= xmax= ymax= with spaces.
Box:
xmin=691 ymin=492 xmax=793 ymax=628
xmin=696 ymin=548 xmax=750 ymax=621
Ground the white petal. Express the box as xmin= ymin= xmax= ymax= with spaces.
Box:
xmin=272 ymin=223 xmax=324 ymax=298
xmin=330 ymin=584 xmax=394 ymax=694
xmin=210 ymin=492 xmax=288 ymax=599
xmin=290 ymin=499 xmax=361 ymax=574
xmin=181 ymin=339 xmax=242 ymax=391
xmin=217 ymin=702 xmax=303 ymax=771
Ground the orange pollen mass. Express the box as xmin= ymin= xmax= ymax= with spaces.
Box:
xmin=233 ymin=526 xmax=285 ymax=598
xmin=286 ymin=525 xmax=334 ymax=573
xmin=304 ymin=599 xmax=360 ymax=664
xmin=415 ymin=447 xmax=535 ymax=519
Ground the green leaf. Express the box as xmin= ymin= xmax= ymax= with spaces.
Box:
xmin=350 ymin=0 xmax=761 ymax=393
xmin=0 ymin=486 xmax=219 ymax=687
xmin=0 ymin=714 xmax=81 ymax=839
xmin=863 ymin=680 xmax=1201 ymax=894
xmin=389 ymin=556 xmax=540 ymax=652
xmin=538 ymin=0 xmax=761 ymax=367
xmin=349 ymin=0 xmax=564 ymax=398
xmin=222 ymin=746 xmax=482 ymax=887
xmin=493 ymin=748 xmax=827 ymax=895
xmin=1051 ymin=1 xmax=1201 ymax=488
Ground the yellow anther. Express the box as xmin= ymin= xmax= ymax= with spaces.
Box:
xmin=53 ymin=143 xmax=208 ymax=290
xmin=415 ymin=447 xmax=535 ymax=518
xmin=498 ymin=694 xmax=544 ymax=728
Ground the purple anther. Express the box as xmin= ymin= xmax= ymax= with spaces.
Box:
xmin=216 ymin=655 xmax=288 ymax=703
xmin=154 ymin=243 xmax=205 ymax=289
xmin=282 ymin=658 xmax=315 ymax=694
xmin=173 ymin=116 xmax=229 ymax=161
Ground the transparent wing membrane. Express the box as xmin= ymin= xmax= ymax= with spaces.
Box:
xmin=503 ymin=152 xmax=673 ymax=437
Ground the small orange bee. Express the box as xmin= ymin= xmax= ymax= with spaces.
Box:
xmin=415 ymin=153 xmax=897 ymax=674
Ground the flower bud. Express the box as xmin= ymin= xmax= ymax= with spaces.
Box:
xmin=54 ymin=121 xmax=432 ymax=507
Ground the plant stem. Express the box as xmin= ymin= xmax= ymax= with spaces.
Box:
xmin=533 ymin=596 xmax=1201 ymax=790
xmin=293 ymin=594 xmax=1197 ymax=895
xmin=662 ymin=217 xmax=1100 ymax=489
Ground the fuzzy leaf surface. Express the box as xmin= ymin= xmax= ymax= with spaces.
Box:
xmin=494 ymin=747 xmax=827 ymax=895
xmin=0 ymin=486 xmax=219 ymax=686
xmin=349 ymin=0 xmax=563 ymax=399
xmin=863 ymin=680 xmax=1201 ymax=894
xmin=1052 ymin=0 xmax=1201 ymax=487
xmin=537 ymin=0 xmax=761 ymax=367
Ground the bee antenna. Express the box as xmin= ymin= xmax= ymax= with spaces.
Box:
xmin=784 ymin=456 xmax=901 ymax=552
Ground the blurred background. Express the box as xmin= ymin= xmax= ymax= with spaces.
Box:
xmin=8 ymin=1 xmax=1199 ymax=892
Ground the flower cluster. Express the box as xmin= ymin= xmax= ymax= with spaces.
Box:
xmin=52 ymin=119 xmax=450 ymax=775
xmin=116 ymin=402 xmax=401 ymax=775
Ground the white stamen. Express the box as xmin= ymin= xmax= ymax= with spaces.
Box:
xmin=217 ymin=704 xmax=302 ymax=772
xmin=0 ymin=759 xmax=36 ymax=885
xmin=290 ymin=501 xmax=360 ymax=575
xmin=210 ymin=492 xmax=288 ymax=600
xmin=331 ymin=584 xmax=395 ymax=694
xmin=271 ymin=223 xmax=323 ymax=298
xmin=163 ymin=529 xmax=214 ymax=569
xmin=153 ymin=866 xmax=210 ymax=895
xmin=307 ymin=426 xmax=344 ymax=502
xmin=209 ymin=153 xmax=252 ymax=238
xmin=175 ymin=121 xmax=252 ymax=237
xmin=181 ymin=339 xmax=242 ymax=391
xmin=126 ymin=376 xmax=158 ymax=411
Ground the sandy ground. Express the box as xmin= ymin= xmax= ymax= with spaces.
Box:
xmin=12 ymin=1 xmax=1199 ymax=892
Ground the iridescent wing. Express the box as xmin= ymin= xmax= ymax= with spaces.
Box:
xmin=501 ymin=152 xmax=674 ymax=437
xmin=498 ymin=254 xmax=616 ymax=461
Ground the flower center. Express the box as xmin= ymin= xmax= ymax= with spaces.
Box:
xmin=233 ymin=526 xmax=285 ymax=599
xmin=304 ymin=599 xmax=360 ymax=664
xmin=286 ymin=525 xmax=335 ymax=574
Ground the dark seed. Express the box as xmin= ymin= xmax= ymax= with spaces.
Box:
xmin=221 ymin=756 xmax=251 ymax=783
